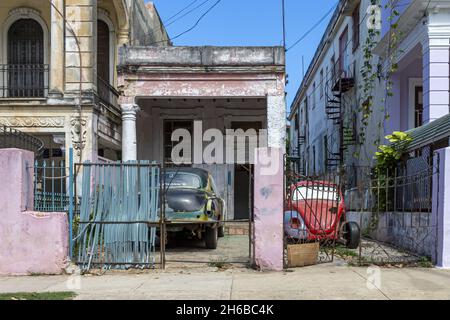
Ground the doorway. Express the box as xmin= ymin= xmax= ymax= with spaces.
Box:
xmin=230 ymin=121 xmax=261 ymax=220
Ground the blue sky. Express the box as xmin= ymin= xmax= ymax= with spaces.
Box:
xmin=147 ymin=0 xmax=337 ymax=108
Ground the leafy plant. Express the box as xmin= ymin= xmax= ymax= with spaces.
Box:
xmin=374 ymin=131 xmax=412 ymax=173
xmin=371 ymin=131 xmax=412 ymax=214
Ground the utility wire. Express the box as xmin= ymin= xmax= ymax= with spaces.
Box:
xmin=286 ymin=1 xmax=339 ymax=52
xmin=164 ymin=0 xmax=201 ymax=24
xmin=145 ymin=0 xmax=223 ymax=46
xmin=170 ymin=0 xmax=222 ymax=42
xmin=166 ymin=0 xmax=213 ymax=27
xmin=130 ymin=0 xmax=212 ymax=45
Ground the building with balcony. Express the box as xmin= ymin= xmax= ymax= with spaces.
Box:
xmin=0 ymin=0 xmax=169 ymax=166
xmin=289 ymin=0 xmax=450 ymax=177
xmin=289 ymin=0 xmax=362 ymax=176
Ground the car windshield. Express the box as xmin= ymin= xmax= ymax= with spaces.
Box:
xmin=163 ymin=172 xmax=203 ymax=189
xmin=292 ymin=185 xmax=337 ymax=201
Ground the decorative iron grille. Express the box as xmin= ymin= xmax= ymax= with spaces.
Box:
xmin=0 ymin=64 xmax=49 ymax=98
xmin=0 ymin=126 xmax=44 ymax=156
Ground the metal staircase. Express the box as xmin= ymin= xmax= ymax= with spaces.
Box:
xmin=324 ymin=65 xmax=356 ymax=170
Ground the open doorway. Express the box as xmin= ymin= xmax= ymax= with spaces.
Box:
xmin=234 ymin=164 xmax=253 ymax=220
xmin=230 ymin=121 xmax=261 ymax=220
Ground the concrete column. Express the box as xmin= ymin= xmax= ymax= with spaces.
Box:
xmin=267 ymin=95 xmax=287 ymax=153
xmin=49 ymin=0 xmax=65 ymax=97
xmin=254 ymin=147 xmax=284 ymax=271
xmin=432 ymin=147 xmax=450 ymax=268
xmin=422 ymin=7 xmax=450 ymax=123
xmin=121 ymin=104 xmax=140 ymax=161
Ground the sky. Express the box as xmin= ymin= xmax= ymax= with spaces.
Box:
xmin=146 ymin=0 xmax=337 ymax=108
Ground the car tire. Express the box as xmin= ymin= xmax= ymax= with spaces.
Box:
xmin=343 ymin=221 xmax=360 ymax=249
xmin=218 ymin=225 xmax=225 ymax=238
xmin=205 ymin=227 xmax=218 ymax=249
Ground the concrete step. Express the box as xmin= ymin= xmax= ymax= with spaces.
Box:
xmin=225 ymin=222 xmax=250 ymax=236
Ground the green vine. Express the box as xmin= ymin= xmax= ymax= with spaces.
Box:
xmin=358 ymin=0 xmax=402 ymax=154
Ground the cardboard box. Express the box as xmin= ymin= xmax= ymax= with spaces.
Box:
xmin=287 ymin=242 xmax=319 ymax=267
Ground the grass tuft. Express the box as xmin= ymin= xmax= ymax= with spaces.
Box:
xmin=0 ymin=292 xmax=77 ymax=300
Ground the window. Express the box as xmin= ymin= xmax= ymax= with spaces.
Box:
xmin=7 ymin=19 xmax=45 ymax=97
xmin=415 ymin=87 xmax=424 ymax=128
xmin=320 ymin=69 xmax=324 ymax=98
xmin=97 ymin=20 xmax=110 ymax=84
xmin=323 ymin=135 xmax=328 ymax=169
xmin=312 ymin=145 xmax=316 ymax=175
xmin=352 ymin=4 xmax=360 ymax=52
xmin=312 ymin=82 xmax=316 ymax=108
xmin=331 ymin=55 xmax=336 ymax=81
xmin=339 ymin=27 xmax=349 ymax=75
xmin=163 ymin=120 xmax=193 ymax=164
xmin=294 ymin=113 xmax=299 ymax=130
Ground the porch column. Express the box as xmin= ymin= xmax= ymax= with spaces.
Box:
xmin=121 ymin=104 xmax=140 ymax=161
xmin=432 ymin=147 xmax=450 ymax=268
xmin=267 ymin=95 xmax=287 ymax=153
xmin=49 ymin=0 xmax=65 ymax=97
xmin=422 ymin=7 xmax=450 ymax=123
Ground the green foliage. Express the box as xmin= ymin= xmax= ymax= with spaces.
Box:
xmin=358 ymin=0 xmax=403 ymax=161
xmin=0 ymin=292 xmax=77 ymax=300
xmin=371 ymin=131 xmax=412 ymax=213
xmin=374 ymin=131 xmax=412 ymax=173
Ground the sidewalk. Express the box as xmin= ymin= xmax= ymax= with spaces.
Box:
xmin=1 ymin=263 xmax=450 ymax=300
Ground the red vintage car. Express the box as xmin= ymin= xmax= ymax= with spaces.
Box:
xmin=284 ymin=180 xmax=360 ymax=249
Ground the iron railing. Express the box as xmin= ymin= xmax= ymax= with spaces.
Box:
xmin=32 ymin=148 xmax=76 ymax=258
xmin=95 ymin=76 xmax=120 ymax=111
xmin=0 ymin=126 xmax=44 ymax=155
xmin=34 ymin=159 xmax=70 ymax=212
xmin=0 ymin=64 xmax=49 ymax=98
xmin=342 ymin=149 xmax=438 ymax=265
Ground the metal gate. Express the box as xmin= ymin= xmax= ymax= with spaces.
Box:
xmin=344 ymin=149 xmax=439 ymax=266
xmin=72 ymin=162 xmax=254 ymax=271
xmin=284 ymin=157 xmax=341 ymax=267
xmin=73 ymin=162 xmax=162 ymax=271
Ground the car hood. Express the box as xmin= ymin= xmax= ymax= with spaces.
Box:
xmin=165 ymin=188 xmax=207 ymax=213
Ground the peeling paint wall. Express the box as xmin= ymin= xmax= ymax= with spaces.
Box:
xmin=0 ymin=149 xmax=68 ymax=275
xmin=254 ymin=147 xmax=284 ymax=271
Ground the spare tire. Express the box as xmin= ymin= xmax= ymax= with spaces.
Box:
xmin=343 ymin=221 xmax=360 ymax=249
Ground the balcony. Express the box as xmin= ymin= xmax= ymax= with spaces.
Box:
xmin=330 ymin=58 xmax=354 ymax=93
xmin=0 ymin=64 xmax=49 ymax=98
xmin=95 ymin=76 xmax=120 ymax=114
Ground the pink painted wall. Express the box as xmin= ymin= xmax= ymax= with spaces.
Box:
xmin=0 ymin=149 xmax=68 ymax=275
xmin=253 ymin=147 xmax=284 ymax=271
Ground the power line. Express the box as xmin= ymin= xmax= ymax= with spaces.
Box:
xmin=164 ymin=0 xmax=201 ymax=24
xmin=130 ymin=0 xmax=212 ymax=45
xmin=166 ymin=0 xmax=213 ymax=27
xmin=286 ymin=1 xmax=338 ymax=52
xmin=146 ymin=0 xmax=223 ymax=46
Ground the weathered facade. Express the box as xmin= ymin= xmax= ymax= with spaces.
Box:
xmin=118 ymin=46 xmax=286 ymax=220
xmin=289 ymin=0 xmax=450 ymax=174
xmin=0 ymin=0 xmax=169 ymax=167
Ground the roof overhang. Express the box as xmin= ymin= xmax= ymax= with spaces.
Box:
xmin=118 ymin=46 xmax=285 ymax=74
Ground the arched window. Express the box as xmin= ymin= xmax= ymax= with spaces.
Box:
xmin=8 ymin=18 xmax=44 ymax=97
xmin=97 ymin=19 xmax=110 ymax=84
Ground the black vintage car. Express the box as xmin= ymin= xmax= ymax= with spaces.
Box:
xmin=162 ymin=168 xmax=225 ymax=249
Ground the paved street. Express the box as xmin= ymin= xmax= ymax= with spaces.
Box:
xmin=1 ymin=263 xmax=450 ymax=300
